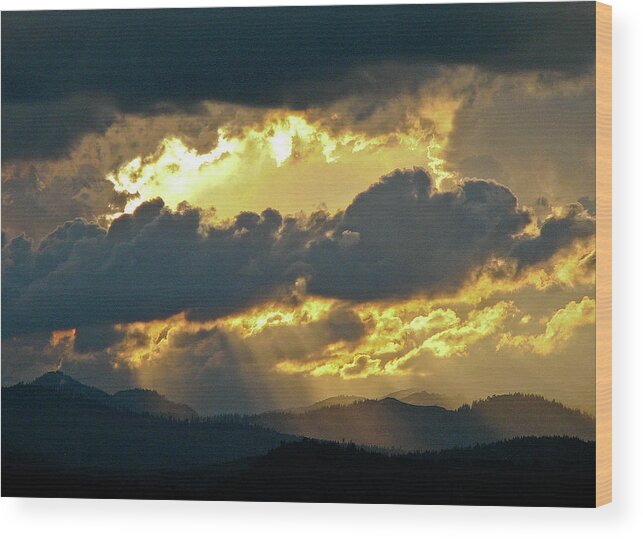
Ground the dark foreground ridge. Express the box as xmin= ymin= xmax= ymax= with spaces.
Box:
xmin=3 ymin=437 xmax=595 ymax=507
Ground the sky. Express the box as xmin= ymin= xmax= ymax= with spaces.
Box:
xmin=1 ymin=4 xmax=597 ymax=415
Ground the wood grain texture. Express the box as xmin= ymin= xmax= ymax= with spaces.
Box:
xmin=595 ymin=1 xmax=612 ymax=508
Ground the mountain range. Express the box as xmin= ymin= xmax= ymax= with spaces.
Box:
xmin=383 ymin=389 xmax=465 ymax=409
xmin=6 ymin=372 xmax=594 ymax=453
xmin=2 ymin=376 xmax=296 ymax=470
xmin=290 ymin=389 xmax=466 ymax=413
xmin=1 ymin=371 xmax=597 ymax=505
xmin=31 ymin=371 xmax=198 ymax=420
xmin=251 ymin=394 xmax=594 ymax=451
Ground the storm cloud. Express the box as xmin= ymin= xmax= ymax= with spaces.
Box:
xmin=2 ymin=168 xmax=595 ymax=337
xmin=511 ymin=204 xmax=596 ymax=268
xmin=306 ymin=169 xmax=533 ymax=300
xmin=73 ymin=324 xmax=126 ymax=353
xmin=2 ymin=197 xmax=335 ymax=336
xmin=2 ymin=3 xmax=595 ymax=159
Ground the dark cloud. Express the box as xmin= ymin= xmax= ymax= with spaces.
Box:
xmin=456 ymin=155 xmax=506 ymax=181
xmin=2 ymin=198 xmax=334 ymax=336
xmin=305 ymin=169 xmax=531 ymax=300
xmin=1 ymin=95 xmax=116 ymax=160
xmin=2 ymin=168 xmax=595 ymax=337
xmin=339 ymin=355 xmax=378 ymax=379
xmin=2 ymin=4 xmax=595 ymax=159
xmin=0 ymin=331 xmax=137 ymax=392
xmin=511 ymin=203 xmax=595 ymax=269
xmin=578 ymin=196 xmax=597 ymax=216
xmin=74 ymin=324 xmax=125 ymax=353
xmin=164 ymin=305 xmax=366 ymax=368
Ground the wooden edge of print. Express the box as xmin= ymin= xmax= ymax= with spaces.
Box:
xmin=595 ymin=1 xmax=612 ymax=508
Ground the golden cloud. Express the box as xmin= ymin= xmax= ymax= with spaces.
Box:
xmin=99 ymin=234 xmax=594 ymax=381
xmin=104 ymin=109 xmax=457 ymax=223
xmin=276 ymin=300 xmax=516 ymax=379
xmin=497 ymin=296 xmax=596 ymax=355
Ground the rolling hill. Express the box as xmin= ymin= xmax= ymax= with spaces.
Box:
xmin=287 ymin=389 xmax=466 ymax=414
xmin=286 ymin=394 xmax=367 ymax=413
xmin=386 ymin=389 xmax=465 ymax=409
xmin=251 ymin=394 xmax=594 ymax=451
xmin=1 ymin=381 xmax=297 ymax=470
xmin=111 ymin=388 xmax=197 ymax=420
xmin=2 ymin=436 xmax=596 ymax=507
xmin=31 ymin=371 xmax=198 ymax=420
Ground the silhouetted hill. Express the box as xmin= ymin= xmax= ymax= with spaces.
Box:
xmin=2 ymin=436 xmax=596 ymax=507
xmin=287 ymin=395 xmax=366 ymax=413
xmin=251 ymin=394 xmax=594 ymax=451
xmin=111 ymin=389 xmax=197 ymax=420
xmin=32 ymin=371 xmax=111 ymax=402
xmin=1 ymin=383 xmax=297 ymax=471
xmin=386 ymin=390 xmax=464 ymax=409
xmin=384 ymin=388 xmax=422 ymax=400
xmin=217 ymin=436 xmax=595 ymax=506
xmin=29 ymin=371 xmax=197 ymax=420
xmin=468 ymin=394 xmax=594 ymax=440
xmin=289 ymin=391 xmax=461 ymax=413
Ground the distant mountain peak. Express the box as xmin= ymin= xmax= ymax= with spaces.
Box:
xmin=378 ymin=397 xmax=412 ymax=406
xmin=32 ymin=371 xmax=111 ymax=401
xmin=33 ymin=370 xmax=76 ymax=385
xmin=27 ymin=371 xmax=197 ymax=420
xmin=384 ymin=388 xmax=423 ymax=400
xmin=384 ymin=389 xmax=464 ymax=409
xmin=253 ymin=391 xmax=594 ymax=452
xmin=285 ymin=394 xmax=366 ymax=414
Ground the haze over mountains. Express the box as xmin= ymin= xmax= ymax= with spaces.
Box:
xmin=252 ymin=394 xmax=594 ymax=452
xmin=4 ymin=372 xmax=594 ymax=454
xmin=2 ymin=371 xmax=596 ymax=505
xmin=384 ymin=389 xmax=465 ymax=409
xmin=287 ymin=390 xmax=466 ymax=414
xmin=286 ymin=395 xmax=367 ymax=413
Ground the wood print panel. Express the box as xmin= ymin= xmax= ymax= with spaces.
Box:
xmin=1 ymin=2 xmax=610 ymax=507
xmin=596 ymin=1 xmax=612 ymax=507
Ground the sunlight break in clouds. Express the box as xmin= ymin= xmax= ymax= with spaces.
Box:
xmin=1 ymin=4 xmax=599 ymax=416
xmin=105 ymin=112 xmax=455 ymax=222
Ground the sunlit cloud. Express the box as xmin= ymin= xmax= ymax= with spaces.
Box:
xmin=56 ymin=228 xmax=595 ymax=384
xmin=497 ymin=296 xmax=596 ymax=355
xmin=275 ymin=300 xmax=517 ymax=379
xmin=1 ymin=6 xmax=600 ymax=418
xmin=406 ymin=301 xmax=516 ymax=359
xmin=50 ymin=328 xmax=76 ymax=347
xmin=440 ymin=238 xmax=596 ymax=307
xmin=104 ymin=109 xmax=457 ymax=223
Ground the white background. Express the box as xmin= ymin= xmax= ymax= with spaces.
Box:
xmin=1 ymin=0 xmax=641 ymax=536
